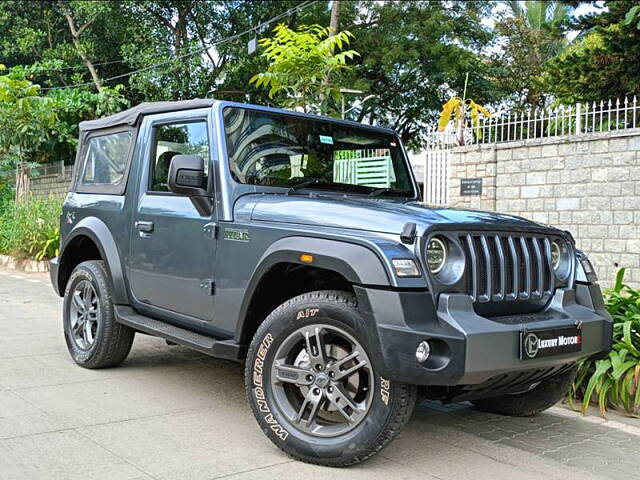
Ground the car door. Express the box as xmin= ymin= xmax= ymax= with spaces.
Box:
xmin=128 ymin=111 xmax=216 ymax=321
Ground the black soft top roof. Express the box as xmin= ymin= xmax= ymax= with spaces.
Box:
xmin=79 ymin=99 xmax=216 ymax=132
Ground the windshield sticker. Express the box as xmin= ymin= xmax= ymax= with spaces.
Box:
xmin=319 ymin=135 xmax=334 ymax=145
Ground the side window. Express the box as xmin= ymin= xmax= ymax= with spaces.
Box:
xmin=150 ymin=121 xmax=209 ymax=192
xmin=79 ymin=131 xmax=132 ymax=194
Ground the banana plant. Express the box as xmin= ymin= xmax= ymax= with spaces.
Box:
xmin=437 ymin=73 xmax=491 ymax=145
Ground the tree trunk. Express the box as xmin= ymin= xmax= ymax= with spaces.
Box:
xmin=329 ymin=0 xmax=341 ymax=34
xmin=59 ymin=1 xmax=102 ymax=91
xmin=15 ymin=160 xmax=30 ymax=203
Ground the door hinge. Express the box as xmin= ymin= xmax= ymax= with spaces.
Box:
xmin=200 ymin=279 xmax=215 ymax=295
xmin=203 ymin=222 xmax=217 ymax=239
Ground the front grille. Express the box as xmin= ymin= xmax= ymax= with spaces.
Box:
xmin=460 ymin=233 xmax=555 ymax=303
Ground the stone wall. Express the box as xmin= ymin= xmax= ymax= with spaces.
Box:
xmin=448 ymin=129 xmax=640 ymax=287
xmin=30 ymin=170 xmax=72 ymax=199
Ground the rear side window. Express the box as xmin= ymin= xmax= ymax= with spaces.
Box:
xmin=77 ymin=131 xmax=132 ymax=194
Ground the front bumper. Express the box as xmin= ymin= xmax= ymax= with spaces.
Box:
xmin=49 ymin=256 xmax=60 ymax=296
xmin=356 ymin=283 xmax=612 ymax=387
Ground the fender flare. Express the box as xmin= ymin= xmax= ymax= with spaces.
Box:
xmin=234 ymin=236 xmax=391 ymax=341
xmin=59 ymin=216 xmax=129 ymax=304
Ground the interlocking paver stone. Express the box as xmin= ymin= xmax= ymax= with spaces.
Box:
xmin=0 ymin=268 xmax=638 ymax=480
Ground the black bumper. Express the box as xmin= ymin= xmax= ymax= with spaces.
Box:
xmin=355 ymin=283 xmax=612 ymax=387
xmin=49 ymin=256 xmax=60 ymax=296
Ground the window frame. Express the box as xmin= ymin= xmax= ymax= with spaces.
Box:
xmin=75 ymin=126 xmax=136 ymax=195
xmin=145 ymin=118 xmax=213 ymax=196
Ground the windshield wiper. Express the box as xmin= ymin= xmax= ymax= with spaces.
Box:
xmin=287 ymin=178 xmax=324 ymax=195
xmin=368 ymin=187 xmax=394 ymax=197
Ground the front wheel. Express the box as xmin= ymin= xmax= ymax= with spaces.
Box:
xmin=245 ymin=290 xmax=417 ymax=467
xmin=471 ymin=366 xmax=577 ymax=417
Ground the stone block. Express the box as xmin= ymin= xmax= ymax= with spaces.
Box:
xmin=526 ymin=198 xmax=544 ymax=211
xmin=526 ymin=171 xmax=546 ymax=185
xmin=557 ymin=197 xmax=580 ymax=210
xmin=609 ymin=137 xmax=628 ymax=152
xmin=628 ymin=135 xmax=640 ymax=150
xmin=626 ymin=239 xmax=640 ymax=255
xmin=624 ymin=196 xmax=640 ymax=210
xmin=521 ymin=186 xmax=539 ymax=198
xmin=588 ymin=139 xmax=609 ymax=153
xmin=614 ymin=211 xmax=633 ymax=224
xmin=541 ymin=144 xmax=558 ymax=157
xmin=496 ymin=148 xmax=512 ymax=161
xmin=513 ymin=148 xmax=528 ymax=160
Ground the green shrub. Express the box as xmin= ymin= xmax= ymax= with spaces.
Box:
xmin=569 ymin=268 xmax=640 ymax=417
xmin=0 ymin=195 xmax=62 ymax=260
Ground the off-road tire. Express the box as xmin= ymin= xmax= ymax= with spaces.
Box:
xmin=245 ymin=290 xmax=417 ymax=467
xmin=471 ymin=366 xmax=577 ymax=417
xmin=63 ymin=260 xmax=134 ymax=368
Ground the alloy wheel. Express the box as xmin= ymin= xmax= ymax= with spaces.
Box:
xmin=69 ymin=279 xmax=100 ymax=350
xmin=270 ymin=323 xmax=374 ymax=438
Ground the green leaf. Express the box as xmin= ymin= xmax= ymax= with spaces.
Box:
xmin=624 ymin=5 xmax=640 ymax=25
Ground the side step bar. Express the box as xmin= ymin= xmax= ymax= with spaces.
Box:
xmin=114 ymin=305 xmax=246 ymax=361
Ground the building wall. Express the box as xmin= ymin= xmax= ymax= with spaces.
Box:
xmin=448 ymin=129 xmax=640 ymax=287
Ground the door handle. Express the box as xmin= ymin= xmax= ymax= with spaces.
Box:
xmin=134 ymin=220 xmax=154 ymax=233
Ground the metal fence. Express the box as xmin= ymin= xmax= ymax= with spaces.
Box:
xmin=417 ymin=96 xmax=640 ymax=205
xmin=425 ymin=95 xmax=640 ymax=148
xmin=1 ymin=160 xmax=68 ymax=182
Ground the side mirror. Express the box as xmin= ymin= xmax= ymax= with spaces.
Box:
xmin=167 ymin=154 xmax=213 ymax=216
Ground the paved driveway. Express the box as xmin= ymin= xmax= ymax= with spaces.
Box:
xmin=0 ymin=269 xmax=638 ymax=480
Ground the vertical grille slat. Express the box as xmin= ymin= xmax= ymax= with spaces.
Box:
xmin=479 ymin=236 xmax=492 ymax=302
xmin=507 ymin=236 xmax=519 ymax=301
xmin=519 ymin=236 xmax=532 ymax=299
xmin=465 ymin=234 xmax=479 ymax=302
xmin=494 ymin=236 xmax=506 ymax=301
xmin=531 ymin=237 xmax=544 ymax=299
xmin=460 ymin=231 xmax=557 ymax=306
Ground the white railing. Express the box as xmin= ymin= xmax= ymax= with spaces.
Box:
xmin=426 ymin=95 xmax=640 ymax=148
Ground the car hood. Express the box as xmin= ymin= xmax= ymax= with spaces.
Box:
xmin=249 ymin=194 xmax=555 ymax=235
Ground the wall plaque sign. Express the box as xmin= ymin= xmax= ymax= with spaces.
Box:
xmin=460 ymin=178 xmax=483 ymax=196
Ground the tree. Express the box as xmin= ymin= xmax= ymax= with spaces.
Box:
xmin=0 ymin=67 xmax=57 ymax=201
xmin=57 ymin=0 xmax=105 ymax=91
xmin=250 ymin=24 xmax=358 ymax=114
xmin=491 ymin=1 xmax=572 ymax=111
xmin=341 ymin=1 xmax=496 ymax=148
xmin=542 ymin=1 xmax=640 ymax=103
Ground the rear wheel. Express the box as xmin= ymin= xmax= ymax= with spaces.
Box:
xmin=471 ymin=366 xmax=577 ymax=417
xmin=245 ymin=290 xmax=417 ymax=467
xmin=63 ymin=260 xmax=135 ymax=369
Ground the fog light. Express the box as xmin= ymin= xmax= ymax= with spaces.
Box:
xmin=416 ymin=340 xmax=431 ymax=363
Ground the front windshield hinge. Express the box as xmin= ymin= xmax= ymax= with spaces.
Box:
xmin=400 ymin=222 xmax=417 ymax=245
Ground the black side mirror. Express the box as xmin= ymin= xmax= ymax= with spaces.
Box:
xmin=167 ymin=154 xmax=213 ymax=216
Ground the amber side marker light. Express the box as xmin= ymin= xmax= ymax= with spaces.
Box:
xmin=300 ymin=254 xmax=314 ymax=263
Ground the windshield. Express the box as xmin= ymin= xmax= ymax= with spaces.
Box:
xmin=223 ymin=107 xmax=415 ymax=197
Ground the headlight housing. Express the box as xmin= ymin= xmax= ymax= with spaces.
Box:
xmin=576 ymin=251 xmax=598 ymax=283
xmin=426 ymin=237 xmax=447 ymax=274
xmin=551 ymin=239 xmax=572 ymax=281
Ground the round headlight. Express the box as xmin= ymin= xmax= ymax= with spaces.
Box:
xmin=426 ymin=237 xmax=447 ymax=274
xmin=551 ymin=241 xmax=561 ymax=270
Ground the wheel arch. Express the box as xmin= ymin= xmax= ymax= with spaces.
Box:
xmin=234 ymin=236 xmax=390 ymax=344
xmin=58 ymin=217 xmax=129 ymax=304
